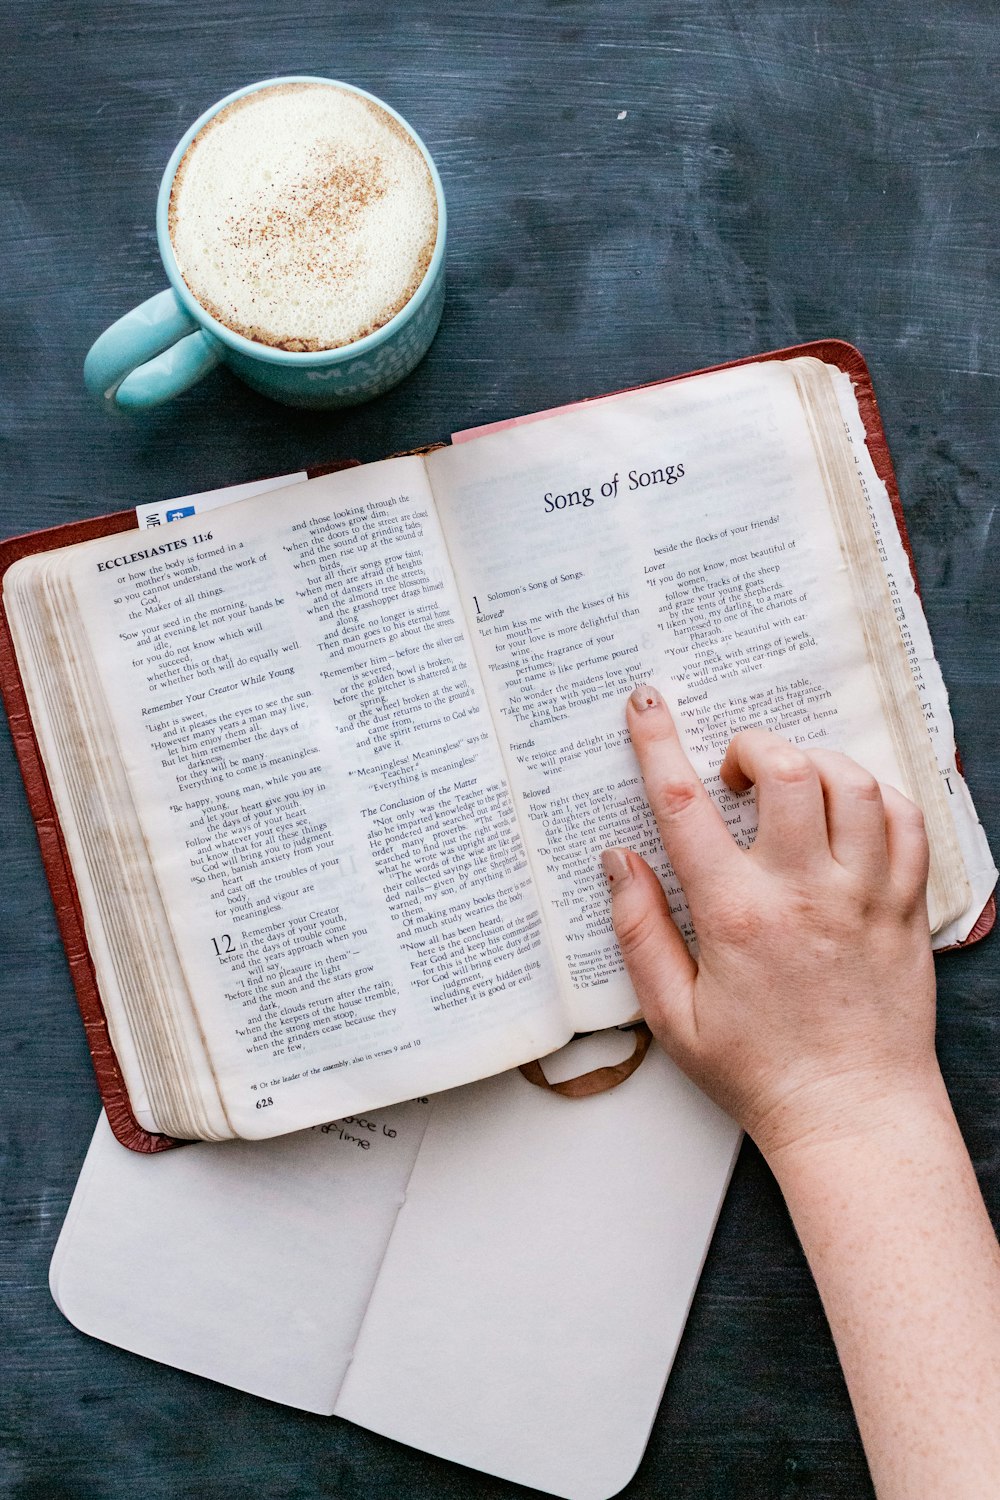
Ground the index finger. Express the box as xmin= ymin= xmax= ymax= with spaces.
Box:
xmin=626 ymin=684 xmax=742 ymax=905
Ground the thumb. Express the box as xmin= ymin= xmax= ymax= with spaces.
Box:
xmin=601 ymin=847 xmax=698 ymax=1056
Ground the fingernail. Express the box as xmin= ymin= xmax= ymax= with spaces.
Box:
xmin=629 ymin=683 xmax=665 ymax=713
xmin=601 ymin=847 xmax=632 ymax=887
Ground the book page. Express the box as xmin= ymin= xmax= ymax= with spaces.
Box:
xmin=62 ymin=458 xmax=568 ymax=1137
xmin=336 ymin=1043 xmax=741 ymax=1500
xmin=50 ymin=1100 xmax=431 ymax=1414
xmin=428 ymin=362 xmax=910 ymax=1030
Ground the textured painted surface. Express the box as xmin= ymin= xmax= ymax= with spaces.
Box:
xmin=1 ymin=3 xmax=998 ymax=1497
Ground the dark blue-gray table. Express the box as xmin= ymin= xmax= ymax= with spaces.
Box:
xmin=3 ymin=4 xmax=998 ymax=1496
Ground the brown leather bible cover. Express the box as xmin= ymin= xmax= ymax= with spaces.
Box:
xmin=0 ymin=346 xmax=992 ymax=1153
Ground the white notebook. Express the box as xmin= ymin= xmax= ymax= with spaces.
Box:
xmin=51 ymin=1036 xmax=740 ymax=1500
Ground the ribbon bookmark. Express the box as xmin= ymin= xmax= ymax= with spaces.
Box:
xmin=519 ymin=1023 xmax=653 ymax=1098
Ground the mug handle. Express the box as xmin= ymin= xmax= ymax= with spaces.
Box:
xmin=84 ymin=288 xmax=223 ymax=411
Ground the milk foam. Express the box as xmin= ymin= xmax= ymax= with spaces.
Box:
xmin=168 ymin=82 xmax=438 ymax=352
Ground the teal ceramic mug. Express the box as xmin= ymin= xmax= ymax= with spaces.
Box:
xmin=84 ymin=77 xmax=447 ymax=412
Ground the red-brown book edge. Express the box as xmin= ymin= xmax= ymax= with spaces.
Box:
xmin=1 ymin=345 xmax=993 ymax=1152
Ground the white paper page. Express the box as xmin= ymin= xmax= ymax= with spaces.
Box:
xmin=336 ymin=1043 xmax=741 ymax=1500
xmin=51 ymin=1049 xmax=740 ymax=1497
xmin=50 ymin=1100 xmax=430 ymax=1414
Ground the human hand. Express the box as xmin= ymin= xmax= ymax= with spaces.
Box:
xmin=602 ymin=684 xmax=940 ymax=1161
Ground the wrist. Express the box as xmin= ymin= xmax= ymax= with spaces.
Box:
xmin=762 ymin=1068 xmax=959 ymax=1192
xmin=751 ymin=1065 xmax=953 ymax=1178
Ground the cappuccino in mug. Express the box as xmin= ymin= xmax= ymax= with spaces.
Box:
xmin=167 ymin=80 xmax=439 ymax=353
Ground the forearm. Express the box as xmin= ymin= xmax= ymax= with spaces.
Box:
xmin=768 ymin=1078 xmax=1000 ymax=1500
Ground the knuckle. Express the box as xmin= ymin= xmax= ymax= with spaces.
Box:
xmin=842 ymin=769 xmax=881 ymax=801
xmin=612 ymin=902 xmax=663 ymax=958
xmin=650 ymin=775 xmax=703 ymax=818
xmin=830 ymin=870 xmax=897 ymax=927
xmin=767 ymin=748 xmax=813 ymax=785
xmin=786 ymin=886 xmax=822 ymax=919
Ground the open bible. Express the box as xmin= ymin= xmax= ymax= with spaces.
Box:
xmin=3 ymin=345 xmax=995 ymax=1146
